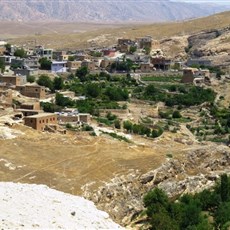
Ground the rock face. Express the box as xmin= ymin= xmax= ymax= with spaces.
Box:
xmin=83 ymin=144 xmax=230 ymax=226
xmin=0 ymin=182 xmax=123 ymax=229
xmin=0 ymin=1 xmax=229 ymax=22
xmin=187 ymin=27 xmax=230 ymax=67
xmin=161 ymin=27 xmax=230 ymax=67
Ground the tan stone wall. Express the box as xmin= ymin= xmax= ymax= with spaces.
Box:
xmin=25 ymin=114 xmax=57 ymax=131
xmin=58 ymin=116 xmax=79 ymax=123
xmin=0 ymin=76 xmax=21 ymax=86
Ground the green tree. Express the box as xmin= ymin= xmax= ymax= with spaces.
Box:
xmin=5 ymin=43 xmax=11 ymax=52
xmin=123 ymin=120 xmax=133 ymax=133
xmin=149 ymin=206 xmax=179 ymax=230
xmin=14 ymin=48 xmax=26 ymax=58
xmin=214 ymin=202 xmax=230 ymax=229
xmin=68 ymin=56 xmax=75 ymax=61
xmin=55 ymin=93 xmax=74 ymax=107
xmin=76 ymin=66 xmax=89 ymax=82
xmin=172 ymin=110 xmax=182 ymax=119
xmin=220 ymin=174 xmax=230 ymax=202
xmin=114 ymin=119 xmax=121 ymax=129
xmin=27 ymin=75 xmax=35 ymax=83
xmin=0 ymin=59 xmax=5 ymax=73
xmin=129 ymin=46 xmax=137 ymax=54
xmin=85 ymin=83 xmax=101 ymax=98
xmin=53 ymin=77 xmax=64 ymax=90
xmin=37 ymin=75 xmax=53 ymax=90
xmin=39 ymin=57 xmax=51 ymax=70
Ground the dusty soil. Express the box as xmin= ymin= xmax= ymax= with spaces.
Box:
xmin=0 ymin=121 xmax=193 ymax=197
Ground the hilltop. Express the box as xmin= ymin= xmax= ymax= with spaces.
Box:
xmin=0 ymin=0 xmax=228 ymax=23
xmin=6 ymin=11 xmax=230 ymax=50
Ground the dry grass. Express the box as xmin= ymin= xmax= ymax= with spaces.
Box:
xmin=4 ymin=11 xmax=230 ymax=49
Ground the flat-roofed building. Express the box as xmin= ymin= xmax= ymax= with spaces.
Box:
xmin=16 ymin=83 xmax=46 ymax=99
xmin=79 ymin=113 xmax=91 ymax=123
xmin=24 ymin=113 xmax=57 ymax=131
xmin=67 ymin=61 xmax=82 ymax=72
xmin=0 ymin=75 xmax=22 ymax=86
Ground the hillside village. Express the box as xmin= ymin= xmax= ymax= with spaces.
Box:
xmin=1 ymin=31 xmax=230 ymax=227
xmin=0 ymin=35 xmax=223 ymax=135
xmin=0 ymin=10 xmax=230 ymax=228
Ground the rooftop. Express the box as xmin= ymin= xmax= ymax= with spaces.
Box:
xmin=25 ymin=113 xmax=56 ymax=119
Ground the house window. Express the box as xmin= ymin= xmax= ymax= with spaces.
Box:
xmin=30 ymin=119 xmax=33 ymax=123
xmin=46 ymin=119 xmax=48 ymax=123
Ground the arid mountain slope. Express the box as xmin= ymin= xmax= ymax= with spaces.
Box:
xmin=0 ymin=0 xmax=229 ymax=22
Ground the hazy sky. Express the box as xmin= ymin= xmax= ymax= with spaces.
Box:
xmin=176 ymin=0 xmax=230 ymax=4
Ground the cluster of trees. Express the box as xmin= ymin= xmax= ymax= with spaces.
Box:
xmin=123 ymin=120 xmax=163 ymax=138
xmin=142 ymin=84 xmax=216 ymax=107
xmin=159 ymin=110 xmax=182 ymax=119
xmin=14 ymin=48 xmax=27 ymax=58
xmin=39 ymin=57 xmax=52 ymax=70
xmin=37 ymin=75 xmax=64 ymax=92
xmin=144 ymin=174 xmax=230 ymax=230
xmin=97 ymin=112 xmax=121 ymax=129
xmin=110 ymin=59 xmax=135 ymax=73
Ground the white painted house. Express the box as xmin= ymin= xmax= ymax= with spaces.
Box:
xmin=51 ymin=61 xmax=67 ymax=73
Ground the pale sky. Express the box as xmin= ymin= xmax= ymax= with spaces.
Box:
xmin=176 ymin=0 xmax=230 ymax=4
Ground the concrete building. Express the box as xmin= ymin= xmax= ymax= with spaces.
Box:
xmin=13 ymin=68 xmax=38 ymax=77
xmin=67 ymin=61 xmax=82 ymax=72
xmin=24 ymin=113 xmax=57 ymax=131
xmin=35 ymin=46 xmax=53 ymax=60
xmin=0 ymin=56 xmax=16 ymax=65
xmin=51 ymin=61 xmax=67 ymax=73
xmin=53 ymin=51 xmax=67 ymax=60
xmin=11 ymin=57 xmax=39 ymax=69
xmin=16 ymin=83 xmax=46 ymax=99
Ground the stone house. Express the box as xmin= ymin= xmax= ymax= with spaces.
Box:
xmin=16 ymin=83 xmax=46 ymax=99
xmin=24 ymin=113 xmax=57 ymax=131
xmin=0 ymin=75 xmax=23 ymax=86
xmin=182 ymin=68 xmax=210 ymax=83
xmin=67 ymin=61 xmax=82 ymax=72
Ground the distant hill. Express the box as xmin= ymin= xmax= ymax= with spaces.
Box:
xmin=0 ymin=0 xmax=229 ymax=22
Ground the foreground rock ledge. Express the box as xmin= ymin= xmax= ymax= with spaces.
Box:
xmin=0 ymin=182 xmax=123 ymax=229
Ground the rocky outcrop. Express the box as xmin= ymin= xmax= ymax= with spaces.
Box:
xmin=186 ymin=27 xmax=230 ymax=67
xmin=83 ymin=144 xmax=230 ymax=226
